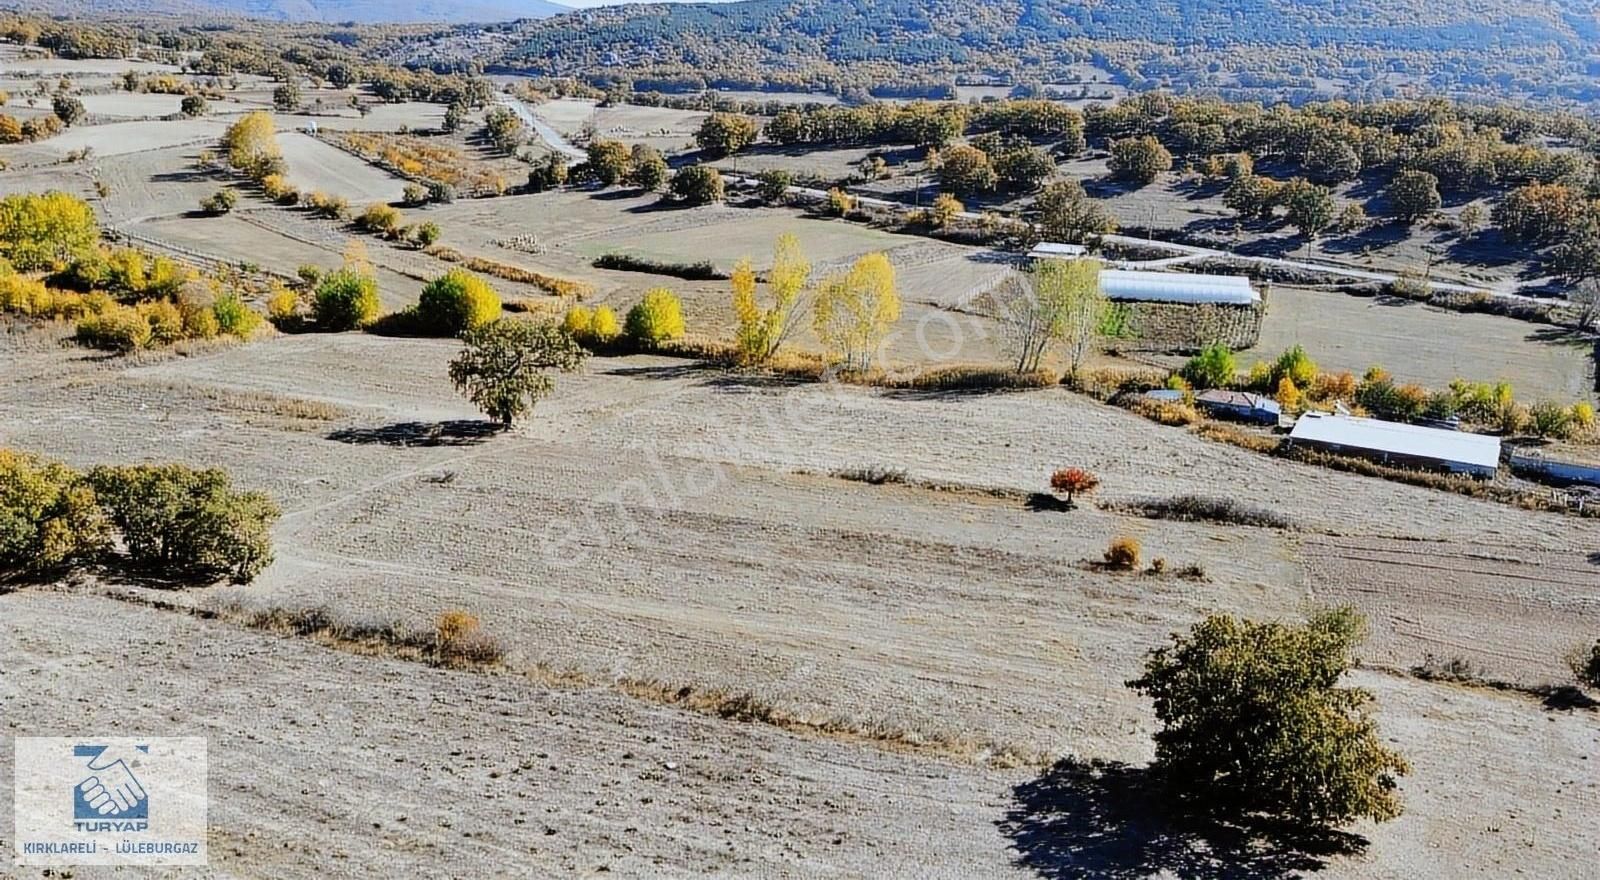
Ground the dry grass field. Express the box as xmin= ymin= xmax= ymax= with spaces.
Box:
xmin=0 ymin=331 xmax=1596 ymax=878
xmin=1254 ymin=286 xmax=1597 ymax=401
xmin=1 ymin=57 xmax=1598 ymax=879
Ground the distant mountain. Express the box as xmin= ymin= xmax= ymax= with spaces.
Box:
xmin=407 ymin=0 xmax=1600 ymax=105
xmin=41 ymin=0 xmax=571 ymax=24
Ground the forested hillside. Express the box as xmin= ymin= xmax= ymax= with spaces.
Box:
xmin=402 ymin=0 xmax=1600 ymax=105
xmin=15 ymin=0 xmax=567 ymax=25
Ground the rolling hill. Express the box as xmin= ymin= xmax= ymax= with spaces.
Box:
xmin=24 ymin=0 xmax=570 ymax=24
xmin=417 ymin=0 xmax=1600 ymax=105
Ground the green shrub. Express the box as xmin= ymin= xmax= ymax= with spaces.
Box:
xmin=1272 ymin=344 xmax=1318 ymax=388
xmin=625 ymin=288 xmax=686 ymax=345
xmin=200 ymin=188 xmax=238 ymax=215
xmin=593 ymin=253 xmax=726 ymax=280
xmin=356 ymin=202 xmax=403 ymax=236
xmin=88 ymin=463 xmax=279 ymax=583
xmin=1128 ymin=608 xmax=1409 ymax=826
xmin=1179 ymin=343 xmax=1235 ymax=389
xmin=313 ymin=267 xmax=381 ymax=331
xmin=417 ymin=269 xmax=501 ymax=336
xmin=212 ymin=291 xmax=263 ymax=338
xmin=1528 ymin=400 xmax=1576 ymax=439
xmin=1570 ymin=640 xmax=1600 ymax=689
xmin=0 ymin=449 xmax=110 ymax=575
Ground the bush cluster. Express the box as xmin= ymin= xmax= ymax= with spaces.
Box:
xmin=1 ymin=451 xmax=278 ymax=584
xmin=624 ymin=289 xmax=686 ymax=346
xmin=594 ymin=253 xmax=726 ymax=281
xmin=560 ymin=303 xmax=622 ymax=348
xmin=426 ymin=247 xmax=592 ymax=299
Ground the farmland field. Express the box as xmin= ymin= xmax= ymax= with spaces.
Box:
xmin=1254 ymin=285 xmax=1597 ymax=401
xmin=1 ymin=49 xmax=1599 ymax=880
xmin=278 ymin=131 xmax=411 ymax=204
xmin=1 ymin=331 xmax=1596 ymax=877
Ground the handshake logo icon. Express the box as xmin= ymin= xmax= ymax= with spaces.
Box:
xmin=72 ymin=744 xmax=149 ymax=830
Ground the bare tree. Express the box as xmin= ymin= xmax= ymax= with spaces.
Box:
xmin=1574 ymin=277 xmax=1600 ymax=332
xmin=989 ymin=259 xmax=1106 ymax=375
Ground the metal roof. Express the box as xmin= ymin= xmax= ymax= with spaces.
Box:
xmin=1029 ymin=242 xmax=1088 ymax=259
xmin=1289 ymin=412 xmax=1501 ymax=470
xmin=1099 ymin=269 xmax=1260 ymax=305
xmin=1195 ymin=390 xmax=1281 ymax=413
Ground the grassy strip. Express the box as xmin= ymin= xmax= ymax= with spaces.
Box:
xmin=1102 ymin=494 xmax=1296 ymax=530
xmin=426 ymin=246 xmax=593 ymax=299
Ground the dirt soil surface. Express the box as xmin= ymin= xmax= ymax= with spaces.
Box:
xmin=1 ymin=332 xmax=1597 ymax=877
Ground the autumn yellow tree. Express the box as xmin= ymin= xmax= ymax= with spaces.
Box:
xmin=732 ymin=233 xmax=810 ymax=365
xmin=221 ymin=111 xmax=282 ymax=180
xmin=992 ymin=258 xmax=1104 ymax=376
xmin=812 ymin=252 xmax=901 ymax=372
xmin=0 ymin=191 xmax=99 ymax=271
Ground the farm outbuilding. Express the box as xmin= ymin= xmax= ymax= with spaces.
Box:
xmin=1194 ymin=390 xmax=1282 ymax=426
xmin=1288 ymin=412 xmax=1502 ymax=478
xmin=1094 ymin=269 xmax=1264 ymax=354
xmin=1098 ymin=269 xmax=1261 ymax=306
xmin=1028 ymin=242 xmax=1088 ymax=260
xmin=1509 ymin=445 xmax=1600 ymax=487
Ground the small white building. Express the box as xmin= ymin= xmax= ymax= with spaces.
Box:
xmin=1098 ymin=269 xmax=1260 ymax=306
xmin=1288 ymin=412 xmax=1501 ymax=478
xmin=1028 ymin=242 xmax=1088 ymax=261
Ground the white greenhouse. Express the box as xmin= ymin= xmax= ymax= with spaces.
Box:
xmin=1098 ymin=269 xmax=1260 ymax=306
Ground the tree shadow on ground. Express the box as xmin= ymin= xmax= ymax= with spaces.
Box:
xmin=1527 ymin=325 xmax=1596 ymax=348
xmin=151 ymin=169 xmax=224 ymax=184
xmin=604 ymin=361 xmax=811 ymax=393
xmin=1025 ymin=492 xmax=1072 ymax=512
xmin=326 ymin=420 xmax=502 ymax=447
xmin=1317 ymin=222 xmax=1411 ymax=255
xmin=588 ymin=187 xmax=647 ymax=201
xmin=1537 ymin=685 xmax=1600 ymax=711
xmin=998 ymin=758 xmax=1365 ymax=880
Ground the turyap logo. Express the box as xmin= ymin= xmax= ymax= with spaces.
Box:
xmin=15 ymin=737 xmax=207 ymax=866
xmin=71 ymin=744 xmax=150 ymax=832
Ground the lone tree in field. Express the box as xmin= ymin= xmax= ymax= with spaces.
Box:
xmin=669 ymin=164 xmax=725 ymax=205
xmin=1048 ymin=467 xmax=1099 ymax=509
xmin=449 ymin=319 xmax=587 ymax=427
xmin=1127 ymin=607 xmax=1409 ymax=829
xmin=51 ymin=95 xmax=86 ymax=126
